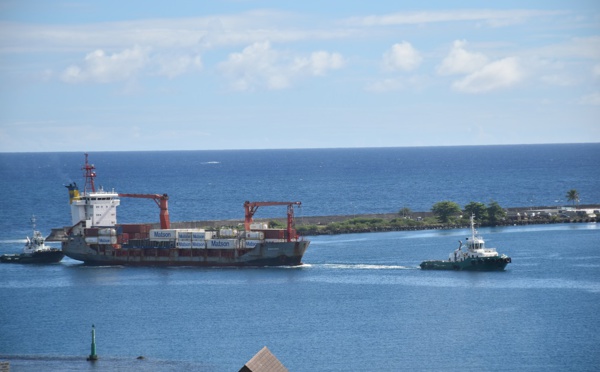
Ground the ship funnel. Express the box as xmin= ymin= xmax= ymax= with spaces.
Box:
xmin=66 ymin=183 xmax=80 ymax=204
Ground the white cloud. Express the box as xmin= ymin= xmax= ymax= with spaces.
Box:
xmin=593 ymin=64 xmax=600 ymax=79
xmin=218 ymin=41 xmax=344 ymax=91
xmin=366 ymin=78 xmax=405 ymax=92
xmin=61 ymin=46 xmax=204 ymax=83
xmin=218 ymin=41 xmax=288 ymax=90
xmin=61 ymin=46 xmax=148 ymax=83
xmin=540 ymin=74 xmax=576 ymax=86
xmin=435 ymin=40 xmax=524 ymax=93
xmin=452 ymin=57 xmax=523 ymax=93
xmin=382 ymin=42 xmax=422 ymax=72
xmin=155 ymin=54 xmax=203 ymax=78
xmin=344 ymin=10 xmax=564 ymax=27
xmin=0 ymin=11 xmax=353 ymax=54
xmin=293 ymin=51 xmax=345 ymax=76
xmin=436 ymin=40 xmax=488 ymax=75
xmin=578 ymin=92 xmax=600 ymax=106
xmin=365 ymin=75 xmax=429 ymax=93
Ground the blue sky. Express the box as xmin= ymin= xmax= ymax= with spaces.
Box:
xmin=0 ymin=0 xmax=599 ymax=152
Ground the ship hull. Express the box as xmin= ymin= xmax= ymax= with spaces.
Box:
xmin=0 ymin=250 xmax=64 ymax=264
xmin=420 ymin=257 xmax=510 ymax=271
xmin=62 ymin=236 xmax=309 ymax=267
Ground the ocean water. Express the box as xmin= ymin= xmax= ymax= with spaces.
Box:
xmin=0 ymin=144 xmax=599 ymax=238
xmin=0 ymin=144 xmax=599 ymax=371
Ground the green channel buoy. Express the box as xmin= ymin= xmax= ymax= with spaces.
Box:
xmin=87 ymin=324 xmax=98 ymax=361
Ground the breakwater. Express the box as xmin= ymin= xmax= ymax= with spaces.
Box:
xmin=167 ymin=205 xmax=600 ymax=236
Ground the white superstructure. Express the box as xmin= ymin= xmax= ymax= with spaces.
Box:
xmin=66 ymin=153 xmax=120 ymax=229
xmin=449 ymin=215 xmax=500 ymax=262
xmin=70 ymin=188 xmax=120 ymax=228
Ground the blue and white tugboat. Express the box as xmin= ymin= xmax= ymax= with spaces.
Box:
xmin=1 ymin=216 xmax=64 ymax=264
xmin=420 ymin=216 xmax=511 ymax=271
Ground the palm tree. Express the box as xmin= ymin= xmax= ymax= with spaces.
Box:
xmin=566 ymin=189 xmax=580 ymax=207
xmin=399 ymin=207 xmax=412 ymax=218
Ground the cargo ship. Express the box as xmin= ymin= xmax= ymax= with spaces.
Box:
xmin=1 ymin=216 xmax=64 ymax=264
xmin=420 ymin=216 xmax=511 ymax=271
xmin=57 ymin=154 xmax=309 ymax=266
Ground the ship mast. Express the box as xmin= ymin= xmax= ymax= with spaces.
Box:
xmin=82 ymin=153 xmax=96 ymax=194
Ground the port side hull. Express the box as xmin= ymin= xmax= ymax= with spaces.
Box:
xmin=420 ymin=257 xmax=509 ymax=271
xmin=62 ymin=236 xmax=308 ymax=267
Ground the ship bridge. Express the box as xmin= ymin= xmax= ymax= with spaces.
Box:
xmin=69 ymin=187 xmax=121 ymax=228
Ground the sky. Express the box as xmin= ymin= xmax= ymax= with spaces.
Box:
xmin=0 ymin=0 xmax=599 ymax=152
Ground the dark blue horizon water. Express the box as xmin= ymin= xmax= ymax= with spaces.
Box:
xmin=0 ymin=144 xmax=598 ymax=239
xmin=1 ymin=144 xmax=599 ymax=371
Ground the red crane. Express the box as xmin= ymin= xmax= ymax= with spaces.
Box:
xmin=119 ymin=193 xmax=170 ymax=229
xmin=243 ymin=201 xmax=301 ymax=242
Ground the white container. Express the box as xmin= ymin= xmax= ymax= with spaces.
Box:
xmin=85 ymin=237 xmax=99 ymax=244
xmin=219 ymin=228 xmax=237 ymax=237
xmin=192 ymin=241 xmax=206 ymax=249
xmin=265 ymin=239 xmax=286 ymax=243
xmin=177 ymin=231 xmax=193 ymax=240
xmin=150 ymin=229 xmax=177 ymax=241
xmin=250 ymin=223 xmax=268 ymax=230
xmin=192 ymin=231 xmax=213 ymax=240
xmin=98 ymin=228 xmax=116 ymax=236
xmin=177 ymin=240 xmax=192 ymax=249
xmin=244 ymin=240 xmax=261 ymax=249
xmin=208 ymin=239 xmax=238 ymax=249
xmin=244 ymin=231 xmax=264 ymax=240
xmin=98 ymin=236 xmax=117 ymax=245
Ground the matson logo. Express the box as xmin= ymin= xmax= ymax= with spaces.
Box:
xmin=209 ymin=240 xmax=233 ymax=248
xmin=152 ymin=231 xmax=174 ymax=238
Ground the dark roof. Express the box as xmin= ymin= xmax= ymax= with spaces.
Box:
xmin=239 ymin=346 xmax=288 ymax=372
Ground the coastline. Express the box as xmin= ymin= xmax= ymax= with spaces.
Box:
xmin=163 ymin=204 xmax=600 ymax=236
xmin=47 ymin=204 xmax=599 ymax=241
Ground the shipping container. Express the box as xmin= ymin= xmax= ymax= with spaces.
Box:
xmin=192 ymin=231 xmax=212 ymax=240
xmin=84 ymin=228 xmax=99 ymax=237
xmin=243 ymin=240 xmax=261 ymax=249
xmin=177 ymin=231 xmax=193 ymax=240
xmin=99 ymin=236 xmax=117 ymax=245
xmin=117 ymin=233 xmax=129 ymax=245
xmin=149 ymin=229 xmax=177 ymax=241
xmin=244 ymin=231 xmax=264 ymax=240
xmin=119 ymin=224 xmax=152 ymax=234
xmin=84 ymin=237 xmax=98 ymax=244
xmin=207 ymin=239 xmax=238 ymax=249
xmin=261 ymin=229 xmax=286 ymax=240
xmin=250 ymin=222 xmax=269 ymax=229
xmin=219 ymin=228 xmax=237 ymax=237
xmin=98 ymin=228 xmax=116 ymax=236
xmin=177 ymin=240 xmax=192 ymax=249
xmin=191 ymin=240 xmax=206 ymax=249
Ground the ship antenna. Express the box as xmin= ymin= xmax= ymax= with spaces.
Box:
xmin=82 ymin=153 xmax=96 ymax=194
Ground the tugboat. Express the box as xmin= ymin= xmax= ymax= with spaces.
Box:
xmin=1 ymin=216 xmax=64 ymax=264
xmin=420 ymin=216 xmax=511 ymax=271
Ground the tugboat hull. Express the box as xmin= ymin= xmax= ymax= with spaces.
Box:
xmin=1 ymin=249 xmax=64 ymax=264
xmin=420 ymin=257 xmax=511 ymax=271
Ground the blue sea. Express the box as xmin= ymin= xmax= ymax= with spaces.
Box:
xmin=1 ymin=144 xmax=599 ymax=371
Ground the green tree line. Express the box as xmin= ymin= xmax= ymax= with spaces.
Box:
xmin=430 ymin=200 xmax=506 ymax=225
